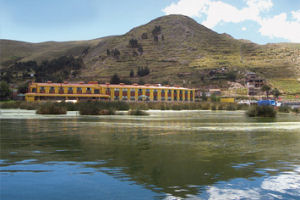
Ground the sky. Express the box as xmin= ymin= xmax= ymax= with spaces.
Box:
xmin=0 ymin=0 xmax=299 ymax=44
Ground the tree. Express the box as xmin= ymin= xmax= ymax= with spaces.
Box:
xmin=18 ymin=83 xmax=28 ymax=94
xmin=110 ymin=74 xmax=120 ymax=84
xmin=138 ymin=79 xmax=145 ymax=85
xmin=137 ymin=45 xmax=143 ymax=55
xmin=261 ymin=85 xmax=271 ymax=98
xmin=210 ymin=93 xmax=219 ymax=102
xmin=272 ymin=88 xmax=280 ymax=99
xmin=152 ymin=26 xmax=161 ymax=36
xmin=226 ymin=71 xmax=237 ymax=82
xmin=112 ymin=49 xmax=120 ymax=58
xmin=129 ymin=39 xmax=138 ymax=48
xmin=0 ymin=81 xmax=11 ymax=100
xmin=201 ymin=91 xmax=207 ymax=101
xmin=141 ymin=33 xmax=148 ymax=39
xmin=137 ymin=66 xmax=150 ymax=77
xmin=130 ymin=69 xmax=134 ymax=78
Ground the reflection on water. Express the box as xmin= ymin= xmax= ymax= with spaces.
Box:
xmin=1 ymin=109 xmax=300 ymax=199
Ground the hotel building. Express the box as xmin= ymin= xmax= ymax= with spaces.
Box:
xmin=25 ymin=82 xmax=195 ymax=102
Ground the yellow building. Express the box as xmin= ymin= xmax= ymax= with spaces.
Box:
xmin=220 ymin=97 xmax=235 ymax=103
xmin=25 ymin=82 xmax=195 ymax=102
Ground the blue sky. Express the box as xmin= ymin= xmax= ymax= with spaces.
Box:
xmin=0 ymin=0 xmax=299 ymax=44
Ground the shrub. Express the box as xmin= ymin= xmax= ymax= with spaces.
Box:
xmin=0 ymin=101 xmax=20 ymax=109
xmin=278 ymin=105 xmax=290 ymax=113
xmin=78 ymin=102 xmax=100 ymax=115
xmin=128 ymin=109 xmax=149 ymax=116
xmin=217 ymin=104 xmax=225 ymax=110
xmin=292 ymin=107 xmax=299 ymax=114
xmin=99 ymin=109 xmax=115 ymax=115
xmin=201 ymin=102 xmax=210 ymax=110
xmin=246 ymin=105 xmax=276 ymax=117
xmin=211 ymin=104 xmax=217 ymax=110
xmin=36 ymin=102 xmax=66 ymax=114
xmin=0 ymin=101 xmax=38 ymax=110
xmin=237 ymin=104 xmax=249 ymax=110
xmin=19 ymin=102 xmax=39 ymax=110
xmin=225 ymin=103 xmax=237 ymax=111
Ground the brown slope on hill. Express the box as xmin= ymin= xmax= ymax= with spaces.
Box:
xmin=1 ymin=15 xmax=299 ymax=93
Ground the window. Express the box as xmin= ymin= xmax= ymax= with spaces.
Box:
xmin=179 ymin=90 xmax=183 ymax=101
xmin=59 ymin=87 xmax=64 ymax=94
xmin=68 ymin=87 xmax=73 ymax=94
xmin=138 ymin=89 xmax=143 ymax=96
xmin=86 ymin=88 xmax=91 ymax=94
xmin=130 ymin=95 xmax=136 ymax=101
xmin=114 ymin=88 xmax=119 ymax=98
xmin=106 ymin=88 xmax=110 ymax=95
xmin=31 ymin=88 xmax=37 ymax=93
xmin=122 ymin=89 xmax=128 ymax=97
xmin=130 ymin=89 xmax=135 ymax=97
xmin=49 ymin=87 xmax=55 ymax=93
xmin=40 ymin=87 xmax=45 ymax=93
xmin=185 ymin=90 xmax=188 ymax=101
xmin=168 ymin=90 xmax=172 ymax=97
xmin=94 ymin=89 xmax=100 ymax=94
xmin=146 ymin=89 xmax=150 ymax=97
xmin=173 ymin=90 xmax=177 ymax=101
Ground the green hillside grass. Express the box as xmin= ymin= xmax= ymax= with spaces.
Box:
xmin=1 ymin=15 xmax=299 ymax=94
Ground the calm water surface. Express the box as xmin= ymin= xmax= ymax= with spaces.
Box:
xmin=1 ymin=109 xmax=300 ymax=200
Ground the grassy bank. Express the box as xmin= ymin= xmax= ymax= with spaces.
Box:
xmin=128 ymin=109 xmax=149 ymax=116
xmin=1 ymin=100 xmax=252 ymax=115
xmin=36 ymin=102 xmax=67 ymax=114
xmin=246 ymin=105 xmax=277 ymax=117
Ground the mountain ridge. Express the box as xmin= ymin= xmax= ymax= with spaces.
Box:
xmin=1 ymin=14 xmax=300 ymax=94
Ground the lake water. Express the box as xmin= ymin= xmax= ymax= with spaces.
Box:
xmin=1 ymin=109 xmax=300 ymax=200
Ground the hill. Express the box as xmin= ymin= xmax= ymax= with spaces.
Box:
xmin=1 ymin=15 xmax=300 ymax=94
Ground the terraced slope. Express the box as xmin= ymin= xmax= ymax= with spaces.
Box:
xmin=1 ymin=15 xmax=299 ymax=94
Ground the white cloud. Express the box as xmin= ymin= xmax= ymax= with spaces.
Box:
xmin=242 ymin=27 xmax=247 ymax=31
xmin=162 ymin=0 xmax=300 ymax=43
xmin=207 ymin=187 xmax=260 ymax=200
xmin=162 ymin=0 xmax=211 ymax=18
xmin=163 ymin=0 xmax=272 ymax=28
xmin=292 ymin=9 xmax=300 ymax=22
xmin=259 ymin=13 xmax=300 ymax=42
xmin=261 ymin=167 xmax=300 ymax=196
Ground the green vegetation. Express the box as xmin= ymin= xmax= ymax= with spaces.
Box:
xmin=225 ymin=103 xmax=237 ymax=111
xmin=137 ymin=66 xmax=150 ymax=77
xmin=271 ymin=88 xmax=281 ymax=99
xmin=36 ymin=102 xmax=67 ymax=114
xmin=110 ymin=74 xmax=121 ymax=84
xmin=78 ymin=101 xmax=129 ymax=115
xmin=0 ymin=101 xmax=38 ymax=109
xmin=1 ymin=15 xmax=299 ymax=94
xmin=130 ymin=69 xmax=134 ymax=77
xmin=128 ymin=109 xmax=149 ymax=116
xmin=278 ymin=105 xmax=291 ymax=113
xmin=261 ymin=85 xmax=271 ymax=98
xmin=246 ymin=105 xmax=277 ymax=117
xmin=292 ymin=107 xmax=299 ymax=114
xmin=0 ymin=81 xmax=11 ymax=100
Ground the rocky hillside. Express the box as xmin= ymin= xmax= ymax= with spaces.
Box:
xmin=1 ymin=15 xmax=300 ymax=94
